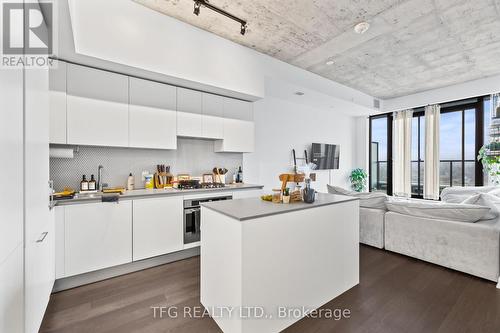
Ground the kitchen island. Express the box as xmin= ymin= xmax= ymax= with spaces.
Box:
xmin=201 ymin=193 xmax=360 ymax=333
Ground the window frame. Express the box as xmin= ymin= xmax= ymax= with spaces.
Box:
xmin=368 ymin=95 xmax=487 ymax=198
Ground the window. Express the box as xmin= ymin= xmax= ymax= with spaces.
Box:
xmin=369 ymin=116 xmax=391 ymax=194
xmin=369 ymin=96 xmax=486 ymax=198
xmin=439 ymin=106 xmax=477 ymax=191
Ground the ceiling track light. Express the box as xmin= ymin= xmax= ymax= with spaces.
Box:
xmin=193 ymin=0 xmax=248 ymax=35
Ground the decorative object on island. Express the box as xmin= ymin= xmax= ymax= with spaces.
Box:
xmin=282 ymin=188 xmax=291 ymax=204
xmin=349 ymin=168 xmax=368 ymax=192
xmin=303 ymin=179 xmax=316 ymax=203
xmin=272 ymin=189 xmax=282 ymax=203
xmin=279 ymin=173 xmax=305 ymax=191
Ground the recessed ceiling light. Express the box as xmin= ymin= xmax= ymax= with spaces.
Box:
xmin=326 ymin=60 xmax=334 ymax=66
xmin=354 ymin=22 xmax=370 ymax=34
xmin=295 ymin=91 xmax=305 ymax=96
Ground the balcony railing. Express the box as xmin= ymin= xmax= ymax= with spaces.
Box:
xmin=371 ymin=160 xmax=476 ymax=195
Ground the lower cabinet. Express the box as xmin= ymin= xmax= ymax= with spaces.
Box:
xmin=133 ymin=197 xmax=184 ymax=261
xmin=232 ymin=189 xmax=263 ymax=199
xmin=64 ymin=202 xmax=132 ymax=277
xmin=24 ymin=213 xmax=55 ymax=333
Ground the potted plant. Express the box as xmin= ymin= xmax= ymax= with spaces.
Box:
xmin=478 ymin=144 xmax=500 ymax=185
xmin=282 ymin=188 xmax=291 ymax=204
xmin=349 ymin=168 xmax=368 ymax=192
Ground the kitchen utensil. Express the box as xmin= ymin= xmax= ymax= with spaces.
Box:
xmin=102 ymin=187 xmax=125 ymax=194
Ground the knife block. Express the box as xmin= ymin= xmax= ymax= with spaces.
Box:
xmin=154 ymin=172 xmax=173 ymax=189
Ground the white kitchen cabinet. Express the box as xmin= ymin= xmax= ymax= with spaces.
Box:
xmin=201 ymin=93 xmax=224 ymax=139
xmin=64 ymin=202 xmax=132 ymax=277
xmin=232 ymin=189 xmax=263 ymax=199
xmin=177 ymin=111 xmax=203 ymax=137
xmin=215 ymin=118 xmax=255 ymax=153
xmin=25 ymin=215 xmax=55 ymax=333
xmin=132 ymin=197 xmax=183 ymax=261
xmin=177 ymin=87 xmax=202 ymax=114
xmin=201 ymin=115 xmax=224 ymax=139
xmin=177 ymin=88 xmax=202 ymax=137
xmin=49 ymin=60 xmax=67 ymax=144
xmin=129 ymin=78 xmax=177 ymax=149
xmin=67 ymin=64 xmax=129 ymax=147
xmin=0 ymin=245 xmax=24 ymax=333
xmin=223 ymin=98 xmax=253 ymax=121
xmin=54 ymin=206 xmax=65 ymax=279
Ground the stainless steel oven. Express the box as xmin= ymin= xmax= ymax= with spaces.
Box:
xmin=183 ymin=195 xmax=232 ymax=244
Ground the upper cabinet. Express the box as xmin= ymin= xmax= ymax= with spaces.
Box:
xmin=66 ymin=64 xmax=129 ymax=147
xmin=49 ymin=60 xmax=67 ymax=144
xmin=201 ymin=93 xmax=224 ymax=139
xmin=129 ymin=78 xmax=177 ymax=149
xmin=223 ymin=98 xmax=253 ymax=121
xmin=215 ymin=119 xmax=255 ymax=153
xmin=50 ymin=61 xmax=255 ymax=152
xmin=177 ymin=87 xmax=202 ymax=137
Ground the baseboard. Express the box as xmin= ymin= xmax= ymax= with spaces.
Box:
xmin=53 ymin=247 xmax=200 ymax=292
xmin=497 ymin=278 xmax=500 ymax=289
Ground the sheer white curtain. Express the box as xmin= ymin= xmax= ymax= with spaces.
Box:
xmin=393 ymin=109 xmax=413 ymax=197
xmin=424 ymin=104 xmax=441 ymax=200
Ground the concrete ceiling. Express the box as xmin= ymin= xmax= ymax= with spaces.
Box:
xmin=134 ymin=0 xmax=500 ymax=99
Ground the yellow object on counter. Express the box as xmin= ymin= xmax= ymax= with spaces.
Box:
xmin=102 ymin=187 xmax=125 ymax=194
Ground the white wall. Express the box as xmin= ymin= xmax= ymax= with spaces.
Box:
xmin=243 ymin=97 xmax=360 ymax=192
xmin=383 ymin=74 xmax=500 ymax=111
xmin=65 ymin=0 xmax=375 ymax=114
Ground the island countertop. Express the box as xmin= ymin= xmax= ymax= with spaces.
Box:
xmin=201 ymin=192 xmax=359 ymax=221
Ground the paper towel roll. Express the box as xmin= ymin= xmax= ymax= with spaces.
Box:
xmin=49 ymin=148 xmax=74 ymax=159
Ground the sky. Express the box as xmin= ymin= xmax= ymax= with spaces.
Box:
xmin=372 ymin=99 xmax=491 ymax=162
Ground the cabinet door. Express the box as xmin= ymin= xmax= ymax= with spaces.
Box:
xmin=201 ymin=93 xmax=224 ymax=139
xmin=129 ymin=78 xmax=177 ymax=149
xmin=133 ymin=197 xmax=183 ymax=261
xmin=223 ymin=98 xmax=253 ymax=121
xmin=177 ymin=111 xmax=202 ymax=137
xmin=67 ymin=64 xmax=129 ymax=147
xmin=177 ymin=87 xmax=202 ymax=114
xmin=215 ymin=119 xmax=255 ymax=153
xmin=64 ymin=202 xmax=132 ymax=277
xmin=0 ymin=245 xmax=24 ymax=333
xmin=201 ymin=115 xmax=224 ymax=139
xmin=49 ymin=60 xmax=67 ymax=144
xmin=232 ymin=189 xmax=263 ymax=199
xmin=25 ymin=216 xmax=55 ymax=333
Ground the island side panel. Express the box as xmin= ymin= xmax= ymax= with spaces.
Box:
xmin=240 ymin=200 xmax=360 ymax=333
xmin=200 ymin=208 xmax=243 ymax=333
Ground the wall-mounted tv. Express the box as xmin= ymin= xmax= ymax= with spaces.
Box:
xmin=311 ymin=143 xmax=340 ymax=170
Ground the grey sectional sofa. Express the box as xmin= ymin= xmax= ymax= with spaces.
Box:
xmin=330 ymin=185 xmax=500 ymax=286
xmin=385 ymin=211 xmax=500 ymax=283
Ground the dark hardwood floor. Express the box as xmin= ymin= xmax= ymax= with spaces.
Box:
xmin=40 ymin=246 xmax=500 ymax=333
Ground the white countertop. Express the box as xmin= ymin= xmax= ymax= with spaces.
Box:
xmin=54 ymin=184 xmax=263 ymax=206
xmin=201 ymin=193 xmax=358 ymax=221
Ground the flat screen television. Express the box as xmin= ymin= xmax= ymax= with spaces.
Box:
xmin=311 ymin=143 xmax=340 ymax=170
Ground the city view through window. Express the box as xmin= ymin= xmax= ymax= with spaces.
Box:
xmin=370 ymin=97 xmax=490 ymax=197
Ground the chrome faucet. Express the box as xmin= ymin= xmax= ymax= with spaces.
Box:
xmin=98 ymin=165 xmax=104 ymax=191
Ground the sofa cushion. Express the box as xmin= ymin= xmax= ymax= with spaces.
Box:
xmin=441 ymin=186 xmax=497 ymax=203
xmin=327 ymin=185 xmax=387 ymax=210
xmin=462 ymin=193 xmax=500 ymax=220
xmin=386 ymin=200 xmax=490 ymax=223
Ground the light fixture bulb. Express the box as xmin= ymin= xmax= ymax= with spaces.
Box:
xmin=354 ymin=22 xmax=370 ymax=34
xmin=326 ymin=60 xmax=334 ymax=66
